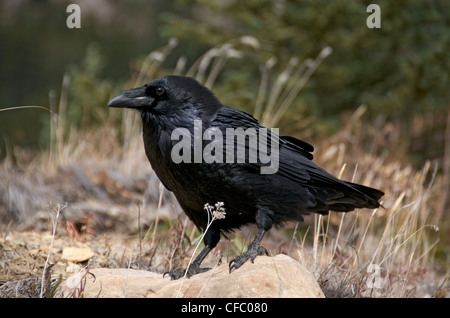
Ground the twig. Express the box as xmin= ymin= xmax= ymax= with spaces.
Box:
xmin=137 ymin=203 xmax=142 ymax=258
xmin=175 ymin=202 xmax=226 ymax=298
xmin=40 ymin=202 xmax=67 ymax=298
xmin=0 ymin=105 xmax=52 ymax=113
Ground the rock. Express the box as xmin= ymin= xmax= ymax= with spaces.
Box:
xmin=60 ymin=254 xmax=325 ymax=298
xmin=61 ymin=246 xmax=94 ymax=263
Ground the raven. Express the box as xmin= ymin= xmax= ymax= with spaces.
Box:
xmin=108 ymin=75 xmax=384 ymax=280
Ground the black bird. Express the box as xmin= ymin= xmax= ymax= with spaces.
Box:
xmin=108 ymin=75 xmax=384 ymax=280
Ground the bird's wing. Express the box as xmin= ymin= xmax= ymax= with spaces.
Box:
xmin=210 ymin=105 xmax=314 ymax=175
xmin=209 ymin=105 xmax=382 ymax=210
xmin=209 ymin=105 xmax=259 ymax=128
xmin=278 ymin=145 xmax=384 ymax=210
xmin=280 ymin=135 xmax=314 ymax=160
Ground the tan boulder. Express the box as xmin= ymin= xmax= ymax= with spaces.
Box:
xmin=60 ymin=254 xmax=325 ymax=298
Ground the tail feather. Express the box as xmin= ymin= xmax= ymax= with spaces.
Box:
xmin=325 ymin=181 xmax=384 ymax=212
xmin=347 ymin=181 xmax=384 ymax=204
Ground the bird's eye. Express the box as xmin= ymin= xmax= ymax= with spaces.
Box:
xmin=155 ymin=87 xmax=165 ymax=96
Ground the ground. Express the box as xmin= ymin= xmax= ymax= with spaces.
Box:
xmin=0 ymin=120 xmax=448 ymax=298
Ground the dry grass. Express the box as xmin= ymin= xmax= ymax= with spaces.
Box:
xmin=0 ymin=39 xmax=448 ymax=298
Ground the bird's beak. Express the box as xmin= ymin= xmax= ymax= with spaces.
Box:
xmin=107 ymin=86 xmax=153 ymax=109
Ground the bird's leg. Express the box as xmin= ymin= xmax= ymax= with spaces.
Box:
xmin=163 ymin=226 xmax=220 ymax=280
xmin=229 ymin=208 xmax=272 ymax=273
xmin=163 ymin=245 xmax=212 ymax=280
xmin=229 ymin=228 xmax=269 ymax=273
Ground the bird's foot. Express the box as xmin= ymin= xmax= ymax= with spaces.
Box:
xmin=163 ymin=263 xmax=211 ymax=280
xmin=229 ymin=245 xmax=269 ymax=273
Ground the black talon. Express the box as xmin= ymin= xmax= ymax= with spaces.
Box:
xmin=229 ymin=245 xmax=269 ymax=273
xmin=163 ymin=262 xmax=211 ymax=280
xmin=162 ymin=230 xmax=219 ymax=280
xmin=229 ymin=229 xmax=270 ymax=273
xmin=163 ymin=269 xmax=187 ymax=280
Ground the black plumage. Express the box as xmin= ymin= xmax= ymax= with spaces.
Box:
xmin=108 ymin=75 xmax=384 ymax=279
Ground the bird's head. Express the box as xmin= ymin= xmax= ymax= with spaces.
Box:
xmin=107 ymin=76 xmax=221 ymax=121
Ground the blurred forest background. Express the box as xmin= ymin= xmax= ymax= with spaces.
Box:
xmin=1 ymin=0 xmax=448 ymax=166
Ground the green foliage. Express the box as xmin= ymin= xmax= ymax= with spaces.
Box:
xmin=67 ymin=44 xmax=116 ymax=128
xmin=161 ymin=0 xmax=449 ymax=130
xmin=1 ymin=0 xmax=446 ymax=165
